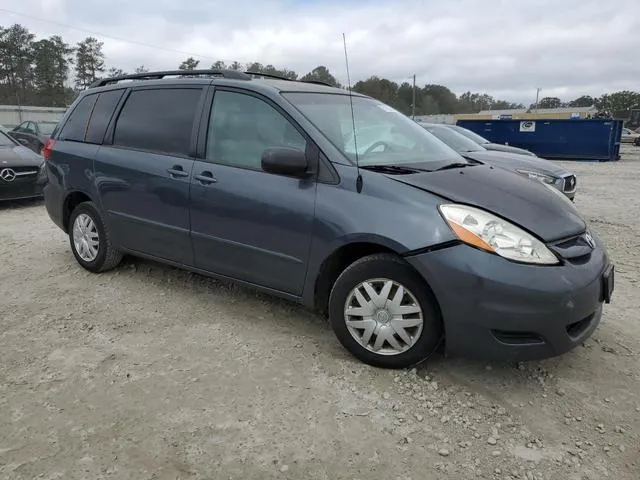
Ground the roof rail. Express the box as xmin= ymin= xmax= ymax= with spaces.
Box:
xmin=244 ymin=70 xmax=333 ymax=87
xmin=89 ymin=69 xmax=251 ymax=88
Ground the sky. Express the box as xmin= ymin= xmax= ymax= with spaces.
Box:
xmin=1 ymin=0 xmax=639 ymax=104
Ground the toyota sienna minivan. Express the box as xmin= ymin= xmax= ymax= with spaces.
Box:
xmin=42 ymin=69 xmax=614 ymax=369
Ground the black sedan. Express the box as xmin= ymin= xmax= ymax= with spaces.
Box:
xmin=421 ymin=123 xmax=577 ymax=201
xmin=0 ymin=127 xmax=47 ymax=201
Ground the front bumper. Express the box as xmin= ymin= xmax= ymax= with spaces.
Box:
xmin=407 ymin=241 xmax=611 ymax=361
xmin=0 ymin=175 xmax=46 ymax=201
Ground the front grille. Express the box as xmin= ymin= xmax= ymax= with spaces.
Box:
xmin=563 ymin=175 xmax=576 ymax=192
xmin=491 ymin=330 xmax=545 ymax=346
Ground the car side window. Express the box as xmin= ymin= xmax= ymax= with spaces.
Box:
xmin=206 ymin=90 xmax=306 ymax=170
xmin=113 ymin=88 xmax=202 ymax=157
xmin=58 ymin=94 xmax=99 ymax=142
xmin=85 ymin=89 xmax=125 ymax=144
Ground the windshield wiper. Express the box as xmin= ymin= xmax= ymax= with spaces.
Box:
xmin=434 ymin=162 xmax=473 ymax=171
xmin=360 ymin=164 xmax=427 ymax=174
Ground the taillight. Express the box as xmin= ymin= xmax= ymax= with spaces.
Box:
xmin=42 ymin=138 xmax=56 ymax=161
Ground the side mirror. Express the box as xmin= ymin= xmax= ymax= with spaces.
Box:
xmin=261 ymin=147 xmax=309 ymax=177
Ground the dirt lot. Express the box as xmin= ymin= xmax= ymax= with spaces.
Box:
xmin=1 ymin=145 xmax=639 ymax=480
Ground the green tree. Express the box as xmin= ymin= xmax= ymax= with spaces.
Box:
xmin=32 ymin=35 xmax=74 ymax=106
xmin=596 ymin=91 xmax=640 ymax=116
xmin=353 ymin=76 xmax=399 ymax=107
xmin=421 ymin=85 xmax=458 ymax=114
xmin=246 ymin=62 xmax=297 ymax=80
xmin=533 ymin=97 xmax=563 ymax=109
xmin=301 ymin=66 xmax=341 ymax=87
xmin=179 ymin=57 xmax=200 ymax=70
xmin=229 ymin=61 xmax=243 ymax=71
xmin=107 ymin=67 xmax=126 ymax=78
xmin=75 ymin=37 xmax=105 ymax=89
xmin=0 ymin=24 xmax=36 ymax=104
xmin=568 ymin=95 xmax=595 ymax=108
xmin=134 ymin=65 xmax=149 ymax=73
xmin=211 ymin=60 xmax=226 ymax=70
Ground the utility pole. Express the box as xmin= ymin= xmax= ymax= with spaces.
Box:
xmin=534 ymin=87 xmax=541 ymax=112
xmin=412 ymin=74 xmax=416 ymax=120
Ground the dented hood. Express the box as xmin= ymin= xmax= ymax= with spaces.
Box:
xmin=390 ymin=164 xmax=585 ymax=242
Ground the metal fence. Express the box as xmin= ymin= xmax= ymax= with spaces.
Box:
xmin=0 ymin=105 xmax=67 ymax=129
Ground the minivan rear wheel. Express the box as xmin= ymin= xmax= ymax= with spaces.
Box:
xmin=68 ymin=201 xmax=122 ymax=273
xmin=328 ymin=253 xmax=442 ymax=368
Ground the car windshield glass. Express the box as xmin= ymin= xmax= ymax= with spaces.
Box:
xmin=39 ymin=122 xmax=57 ymax=135
xmin=451 ymin=125 xmax=490 ymax=144
xmin=422 ymin=125 xmax=485 ymax=152
xmin=0 ymin=130 xmax=17 ymax=147
xmin=282 ymin=92 xmax=463 ymax=167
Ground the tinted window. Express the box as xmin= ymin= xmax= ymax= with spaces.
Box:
xmin=113 ymin=88 xmax=201 ymax=157
xmin=58 ymin=94 xmax=98 ymax=142
xmin=206 ymin=91 xmax=306 ymax=170
xmin=85 ymin=89 xmax=125 ymax=144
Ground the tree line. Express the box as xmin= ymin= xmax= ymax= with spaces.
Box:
xmin=1 ymin=23 xmax=639 ymax=118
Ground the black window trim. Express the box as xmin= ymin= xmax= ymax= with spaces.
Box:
xmin=102 ymin=84 xmax=207 ymax=159
xmin=83 ymin=88 xmax=127 ymax=145
xmin=55 ymin=93 xmax=99 ymax=144
xmin=196 ymin=85 xmax=339 ymax=183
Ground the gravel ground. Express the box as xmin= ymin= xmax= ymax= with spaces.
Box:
xmin=1 ymin=145 xmax=639 ymax=480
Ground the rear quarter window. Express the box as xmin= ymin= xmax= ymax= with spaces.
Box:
xmin=58 ymin=94 xmax=98 ymax=142
xmin=85 ymin=89 xmax=125 ymax=144
xmin=112 ymin=88 xmax=202 ymax=157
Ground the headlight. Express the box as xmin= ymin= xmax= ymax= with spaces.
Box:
xmin=516 ymin=169 xmax=556 ymax=185
xmin=439 ymin=204 xmax=559 ymax=265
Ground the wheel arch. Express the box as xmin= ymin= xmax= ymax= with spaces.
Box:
xmin=62 ymin=190 xmax=95 ymax=232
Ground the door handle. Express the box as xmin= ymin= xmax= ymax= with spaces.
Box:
xmin=167 ymin=166 xmax=189 ymax=178
xmin=194 ymin=171 xmax=217 ymax=185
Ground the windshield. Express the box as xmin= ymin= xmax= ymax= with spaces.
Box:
xmin=421 ymin=125 xmax=485 ymax=153
xmin=282 ymin=92 xmax=463 ymax=167
xmin=450 ymin=125 xmax=490 ymax=144
xmin=0 ymin=130 xmax=17 ymax=147
xmin=39 ymin=122 xmax=57 ymax=136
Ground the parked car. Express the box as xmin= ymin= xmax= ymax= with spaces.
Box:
xmin=10 ymin=120 xmax=59 ymax=154
xmin=0 ymin=127 xmax=47 ymax=201
xmin=420 ymin=123 xmax=577 ymax=201
xmin=447 ymin=124 xmax=538 ymax=157
xmin=621 ymin=127 xmax=640 ymax=144
xmin=43 ymin=69 xmax=614 ymax=368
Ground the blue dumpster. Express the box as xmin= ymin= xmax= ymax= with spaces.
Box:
xmin=456 ymin=119 xmax=623 ymax=161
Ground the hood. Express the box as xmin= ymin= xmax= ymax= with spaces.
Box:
xmin=461 ymin=150 xmax=570 ymax=178
xmin=484 ymin=143 xmax=536 ymax=157
xmin=0 ymin=145 xmax=43 ymax=168
xmin=389 ymin=164 xmax=585 ymax=242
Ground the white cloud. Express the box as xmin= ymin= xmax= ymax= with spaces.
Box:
xmin=2 ymin=0 xmax=639 ymax=103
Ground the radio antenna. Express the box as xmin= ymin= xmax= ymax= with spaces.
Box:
xmin=343 ymin=33 xmax=363 ymax=193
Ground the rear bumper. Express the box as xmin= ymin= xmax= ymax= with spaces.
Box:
xmin=406 ymin=241 xmax=611 ymax=361
xmin=43 ymin=181 xmax=65 ymax=231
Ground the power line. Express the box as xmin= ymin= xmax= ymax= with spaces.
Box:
xmin=0 ymin=7 xmax=217 ymax=61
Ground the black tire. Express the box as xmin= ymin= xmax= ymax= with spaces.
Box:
xmin=328 ymin=253 xmax=443 ymax=369
xmin=68 ymin=201 xmax=122 ymax=273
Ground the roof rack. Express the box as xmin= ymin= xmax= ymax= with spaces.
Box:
xmin=244 ymin=71 xmax=333 ymax=87
xmin=89 ymin=69 xmax=251 ymax=88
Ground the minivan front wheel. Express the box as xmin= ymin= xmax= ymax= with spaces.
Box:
xmin=68 ymin=201 xmax=122 ymax=273
xmin=328 ymin=254 xmax=442 ymax=368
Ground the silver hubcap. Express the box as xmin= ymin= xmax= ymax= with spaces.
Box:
xmin=344 ymin=278 xmax=424 ymax=356
xmin=72 ymin=213 xmax=99 ymax=262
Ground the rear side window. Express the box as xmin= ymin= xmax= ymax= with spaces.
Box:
xmin=85 ymin=89 xmax=124 ymax=144
xmin=58 ymin=94 xmax=98 ymax=142
xmin=113 ymin=88 xmax=202 ymax=157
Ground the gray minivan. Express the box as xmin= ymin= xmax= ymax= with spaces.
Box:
xmin=42 ymin=70 xmax=614 ymax=369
